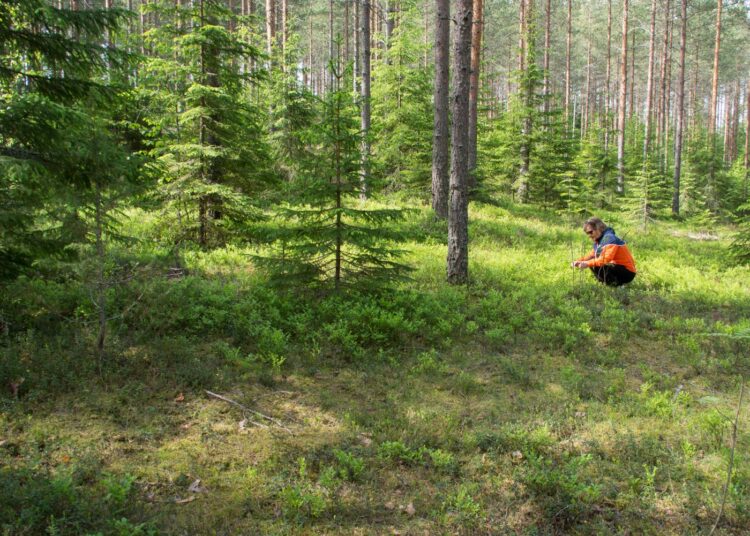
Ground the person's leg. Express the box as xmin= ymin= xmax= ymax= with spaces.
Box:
xmin=589 ymin=265 xmax=635 ymax=286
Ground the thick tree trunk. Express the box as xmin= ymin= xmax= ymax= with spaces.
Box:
xmin=708 ymin=0 xmax=722 ymax=136
xmin=431 ymin=0 xmax=450 ymax=219
xmin=467 ymin=0 xmax=484 ymax=182
xmin=643 ymin=0 xmax=657 ymax=161
xmin=616 ymin=0 xmax=629 ymax=194
xmin=447 ymin=0 xmax=472 ymax=285
xmin=672 ymin=0 xmax=686 ymax=215
xmin=360 ymin=0 xmax=371 ymax=198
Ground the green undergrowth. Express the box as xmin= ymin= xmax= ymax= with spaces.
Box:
xmin=1 ymin=201 xmax=749 ymax=534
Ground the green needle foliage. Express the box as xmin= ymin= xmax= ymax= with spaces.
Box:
xmin=370 ymin=1 xmax=433 ymax=198
xmin=262 ymin=62 xmax=409 ymax=291
xmin=141 ymin=0 xmax=271 ymax=248
xmin=0 ymin=0 xmax=133 ymax=280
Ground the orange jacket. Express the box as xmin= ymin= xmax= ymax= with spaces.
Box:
xmin=577 ymin=228 xmax=636 ymax=273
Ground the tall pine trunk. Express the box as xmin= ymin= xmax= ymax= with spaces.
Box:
xmin=467 ymin=0 xmax=483 ymax=183
xmin=543 ymin=0 xmax=551 ymax=116
xmin=672 ymin=0 xmax=686 ymax=215
xmin=517 ymin=0 xmax=533 ymax=201
xmin=604 ymin=0 xmax=612 ymax=150
xmin=431 ymin=0 xmax=450 ymax=219
xmin=656 ymin=0 xmax=671 ymax=156
xmin=360 ymin=0 xmax=371 ymax=198
xmin=616 ymin=0 xmax=629 ymax=194
xmin=265 ymin=0 xmax=275 ymax=57
xmin=565 ymin=0 xmax=572 ymax=125
xmin=447 ymin=0 xmax=472 ymax=285
xmin=643 ymin=0 xmax=657 ymax=161
xmin=708 ymin=0 xmax=722 ymax=136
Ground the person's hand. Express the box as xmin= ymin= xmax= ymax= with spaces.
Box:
xmin=571 ymin=261 xmax=588 ymax=269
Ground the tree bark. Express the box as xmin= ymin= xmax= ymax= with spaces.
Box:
xmin=745 ymin=79 xmax=750 ymax=200
xmin=447 ymin=0 xmax=472 ymax=285
xmin=517 ymin=0 xmax=533 ymax=201
xmin=616 ymin=0 xmax=629 ymax=194
xmin=672 ymin=0 xmax=686 ymax=215
xmin=604 ymin=0 xmax=612 ymax=150
xmin=584 ymin=13 xmax=592 ymax=136
xmin=265 ymin=0 xmax=275 ymax=56
xmin=431 ymin=0 xmax=450 ymax=219
xmin=656 ymin=0 xmax=671 ymax=154
xmin=360 ymin=0 xmax=371 ymax=198
xmin=543 ymin=0 xmax=551 ymax=116
xmin=565 ymin=0 xmax=572 ymax=125
xmin=467 ymin=0 xmax=484 ymax=182
xmin=708 ymin=0 xmax=722 ymax=136
xmin=628 ymin=29 xmax=635 ymax=119
xmin=643 ymin=0 xmax=657 ymax=161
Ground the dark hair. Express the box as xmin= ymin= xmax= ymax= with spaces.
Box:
xmin=583 ymin=217 xmax=607 ymax=233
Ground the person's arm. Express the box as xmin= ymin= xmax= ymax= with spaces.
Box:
xmin=571 ymin=250 xmax=595 ymax=267
xmin=585 ymin=244 xmax=617 ymax=267
xmin=575 ymin=251 xmax=595 ymax=262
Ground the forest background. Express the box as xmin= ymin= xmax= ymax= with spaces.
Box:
xmin=1 ymin=0 xmax=750 ymax=534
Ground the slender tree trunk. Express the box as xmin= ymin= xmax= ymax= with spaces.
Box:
xmin=329 ymin=0 xmax=335 ymax=90
xmin=643 ymin=0 xmax=657 ymax=161
xmin=663 ymin=18 xmax=673 ymax=173
xmin=518 ymin=0 xmax=534 ymax=201
xmin=354 ymin=0 xmax=360 ymax=92
xmin=543 ymin=0 xmax=551 ymax=116
xmin=345 ymin=0 xmax=351 ymax=63
xmin=565 ymin=0 xmax=572 ymax=125
xmin=723 ymin=85 xmax=733 ymax=163
xmin=605 ymin=0 xmax=612 ymax=150
xmin=282 ymin=0 xmax=288 ymax=65
xmin=467 ymin=0 xmax=484 ymax=183
xmin=656 ymin=0 xmax=671 ymax=154
xmin=745 ymin=79 xmax=750 ymax=200
xmin=729 ymin=79 xmax=740 ymax=162
xmin=616 ymin=0 xmax=629 ymax=194
xmin=385 ymin=0 xmax=396 ymax=48
xmin=432 ymin=0 xmax=450 ymax=218
xmin=447 ymin=0 xmax=472 ymax=285
xmin=94 ymin=183 xmax=107 ymax=360
xmin=672 ymin=0 xmax=686 ymax=215
xmin=709 ymin=0 xmax=722 ymax=136
xmin=360 ymin=0 xmax=371 ymax=198
xmin=266 ymin=0 xmax=275 ymax=56
xmin=584 ymin=15 xmax=592 ymax=136
xmin=629 ymin=29 xmax=635 ymax=119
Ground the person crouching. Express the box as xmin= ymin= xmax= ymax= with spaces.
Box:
xmin=571 ymin=217 xmax=636 ymax=286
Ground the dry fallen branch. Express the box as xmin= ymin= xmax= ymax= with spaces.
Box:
xmin=205 ymin=390 xmax=293 ymax=434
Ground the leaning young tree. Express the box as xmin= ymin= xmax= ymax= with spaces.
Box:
xmin=447 ymin=0 xmax=472 ymax=284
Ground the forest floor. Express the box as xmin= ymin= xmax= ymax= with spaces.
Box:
xmin=1 ymin=201 xmax=749 ymax=535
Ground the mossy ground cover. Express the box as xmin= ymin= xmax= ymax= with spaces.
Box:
xmin=1 ymin=201 xmax=749 ymax=535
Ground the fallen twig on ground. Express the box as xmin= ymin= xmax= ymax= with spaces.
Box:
xmin=205 ymin=390 xmax=293 ymax=434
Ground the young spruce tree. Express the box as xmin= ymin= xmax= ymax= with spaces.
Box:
xmin=262 ymin=61 xmax=408 ymax=291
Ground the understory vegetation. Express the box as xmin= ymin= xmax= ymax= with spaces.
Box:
xmin=1 ymin=202 xmax=748 ymax=535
